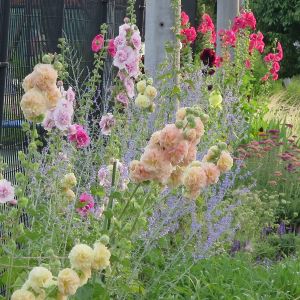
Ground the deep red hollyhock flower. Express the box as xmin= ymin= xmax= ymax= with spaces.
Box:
xmin=200 ymin=48 xmax=216 ymax=67
xmin=181 ymin=11 xmax=189 ymax=26
xmin=181 ymin=27 xmax=197 ymax=44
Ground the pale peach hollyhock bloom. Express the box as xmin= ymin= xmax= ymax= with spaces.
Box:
xmin=148 ymin=130 xmax=162 ymax=148
xmin=57 ymin=268 xmax=80 ymax=296
xmin=181 ymin=143 xmax=197 ymax=166
xmin=79 ymin=268 xmax=91 ymax=286
xmin=202 ymin=162 xmax=220 ymax=185
xmin=20 ymin=87 xmax=48 ymax=121
xmin=195 ymin=117 xmax=205 ymax=139
xmin=164 ymin=140 xmax=189 ymax=165
xmin=153 ymin=161 xmax=174 ymax=184
xmin=176 ymin=107 xmax=187 ymax=120
xmin=129 ymin=160 xmax=152 ymax=183
xmin=183 ymin=166 xmax=207 ymax=199
xmin=32 ymin=63 xmax=58 ymax=92
xmin=184 ymin=128 xmax=197 ymax=142
xmin=168 ymin=166 xmax=185 ymax=188
xmin=11 ymin=289 xmax=35 ymax=300
xmin=45 ymin=85 xmax=61 ymax=109
xmin=141 ymin=146 xmax=168 ymax=173
xmin=217 ymin=151 xmax=233 ymax=172
xmin=159 ymin=124 xmax=183 ymax=151
xmin=22 ymin=73 xmax=35 ymax=92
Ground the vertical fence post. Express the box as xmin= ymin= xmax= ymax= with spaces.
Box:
xmin=0 ymin=0 xmax=11 ymax=145
xmin=216 ymin=0 xmax=240 ymax=55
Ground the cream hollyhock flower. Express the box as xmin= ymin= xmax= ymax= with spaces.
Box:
xmin=145 ymin=85 xmax=157 ymax=99
xmin=61 ymin=173 xmax=77 ymax=189
xmin=57 ymin=268 xmax=80 ymax=296
xmin=136 ymin=80 xmax=147 ymax=93
xmin=79 ymin=268 xmax=91 ymax=286
xmin=68 ymin=244 xmax=94 ymax=270
xmin=64 ymin=189 xmax=76 ymax=202
xmin=23 ymin=266 xmax=53 ymax=293
xmin=135 ymin=94 xmax=150 ymax=108
xmin=11 ymin=289 xmax=36 ymax=300
xmin=20 ymin=88 xmax=48 ymax=121
xmin=217 ymin=151 xmax=233 ymax=172
xmin=176 ymin=107 xmax=186 ymax=121
xmin=32 ymin=64 xmax=58 ymax=92
xmin=92 ymin=242 xmax=111 ymax=270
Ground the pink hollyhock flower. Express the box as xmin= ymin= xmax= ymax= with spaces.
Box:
xmin=272 ymin=72 xmax=279 ymax=80
xmin=215 ymin=56 xmax=223 ymax=67
xmin=91 ymin=34 xmax=104 ymax=52
xmin=76 ymin=192 xmax=94 ymax=217
xmin=125 ymin=56 xmax=140 ymax=78
xmin=0 ymin=179 xmax=15 ymax=204
xmin=119 ymin=23 xmax=131 ymax=36
xmin=116 ymin=92 xmax=129 ymax=107
xmin=108 ymin=39 xmax=116 ymax=57
xmin=66 ymin=87 xmax=75 ymax=103
xmin=131 ymin=31 xmax=142 ymax=50
xmin=181 ymin=27 xmax=197 ymax=44
xmin=98 ymin=167 xmax=111 ymax=188
xmin=113 ymin=46 xmax=135 ymax=69
xmin=117 ymin=70 xmax=127 ymax=81
xmin=271 ymin=61 xmax=280 ymax=73
xmin=210 ymin=31 xmax=216 ymax=44
xmin=232 ymin=16 xmax=246 ymax=32
xmin=249 ymin=32 xmax=264 ymax=54
xmin=68 ymin=124 xmax=90 ymax=148
xmin=114 ymin=34 xmax=127 ymax=50
xmin=53 ymin=104 xmax=73 ymax=131
xmin=275 ymin=42 xmax=283 ymax=61
xmin=123 ymin=77 xmax=135 ymax=99
xmin=264 ymin=53 xmax=276 ymax=63
xmin=99 ymin=113 xmax=116 ymax=135
xmin=42 ymin=110 xmax=55 ymax=131
xmin=219 ymin=29 xmax=236 ymax=47
xmin=198 ymin=13 xmax=214 ymax=34
xmin=245 ymin=59 xmax=251 ymax=69
xmin=181 ymin=11 xmax=189 ymax=26
xmin=242 ymin=11 xmax=256 ymax=30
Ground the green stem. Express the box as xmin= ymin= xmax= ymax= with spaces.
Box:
xmin=119 ymin=183 xmax=141 ymax=220
xmin=129 ymin=191 xmax=152 ymax=236
xmin=104 ymin=161 xmax=117 ymax=231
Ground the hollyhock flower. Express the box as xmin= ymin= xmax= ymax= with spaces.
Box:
xmin=168 ymin=166 xmax=185 ymax=188
xmin=129 ymin=160 xmax=152 ymax=183
xmin=136 ymin=80 xmax=147 ymax=93
xmin=210 ymin=30 xmax=216 ymax=44
xmin=53 ymin=104 xmax=73 ymax=131
xmin=200 ymin=48 xmax=216 ymax=67
xmin=114 ymin=34 xmax=127 ymax=50
xmin=164 ymin=140 xmax=189 ymax=166
xmin=107 ymin=39 xmax=116 ymax=57
xmin=183 ymin=165 xmax=207 ymax=199
xmin=123 ymin=77 xmax=135 ymax=98
xmin=116 ymin=92 xmax=129 ymax=107
xmin=219 ymin=29 xmax=236 ymax=47
xmin=92 ymin=242 xmax=111 ymax=270
xmin=42 ymin=110 xmax=55 ymax=131
xmin=272 ymin=72 xmax=279 ymax=80
xmin=66 ymin=87 xmax=76 ymax=103
xmin=68 ymin=124 xmax=90 ymax=148
xmin=202 ymin=162 xmax=220 ymax=185
xmin=232 ymin=16 xmax=246 ymax=32
xmin=20 ymin=87 xmax=48 ymax=121
xmin=217 ymin=151 xmax=233 ymax=172
xmin=198 ymin=13 xmax=214 ymax=34
xmin=249 ymin=32 xmax=264 ymax=53
xmin=125 ymin=56 xmax=140 ymax=78
xmin=181 ymin=27 xmax=197 ymax=44
xmin=23 ymin=267 xmax=53 ymax=293
xmin=98 ymin=167 xmax=111 ymax=188
xmin=271 ymin=61 xmax=280 ymax=73
xmin=159 ymin=124 xmax=183 ymax=151
xmin=119 ymin=23 xmax=131 ymax=36
xmin=69 ymin=244 xmax=94 ymax=270
xmin=31 ymin=63 xmax=58 ymax=93
xmin=91 ymin=34 xmax=104 ymax=52
xmin=11 ymin=289 xmax=35 ymax=300
xmin=215 ymin=56 xmax=223 ymax=67
xmin=181 ymin=11 xmax=189 ymax=26
xmin=182 ymin=144 xmax=197 ymax=166
xmin=99 ymin=113 xmax=116 ymax=135
xmin=261 ymin=73 xmax=269 ymax=81
xmin=135 ymin=94 xmax=151 ymax=108
xmin=245 ymin=59 xmax=251 ymax=69
xmin=275 ymin=42 xmax=283 ymax=61
xmin=242 ymin=11 xmax=256 ymax=29
xmin=57 ymin=268 xmax=80 ymax=296
xmin=131 ymin=31 xmax=142 ymax=50
xmin=113 ymin=46 xmax=134 ymax=69
xmin=0 ymin=179 xmax=15 ymax=204
xmin=76 ymin=192 xmax=95 ymax=217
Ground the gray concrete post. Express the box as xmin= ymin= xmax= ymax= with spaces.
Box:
xmin=144 ymin=0 xmax=175 ymax=79
xmin=216 ymin=0 xmax=240 ymax=55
